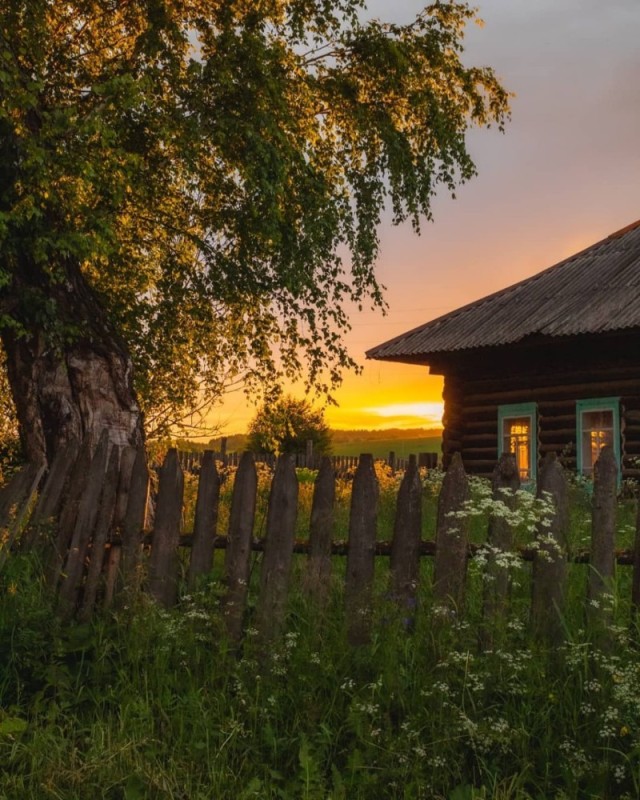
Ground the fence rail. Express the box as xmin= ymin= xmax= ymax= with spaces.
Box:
xmin=1 ymin=440 xmax=638 ymax=646
xmin=173 ymin=448 xmax=438 ymax=474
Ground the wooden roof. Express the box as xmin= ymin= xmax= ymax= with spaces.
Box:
xmin=367 ymin=219 xmax=640 ymax=363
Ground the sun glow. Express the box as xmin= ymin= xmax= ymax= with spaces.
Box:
xmin=363 ymin=402 xmax=443 ymax=422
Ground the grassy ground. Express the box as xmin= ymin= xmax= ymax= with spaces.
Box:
xmin=1 ymin=471 xmax=640 ymax=799
xmin=329 ymin=435 xmax=441 ymax=459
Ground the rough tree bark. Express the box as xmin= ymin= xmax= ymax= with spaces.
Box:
xmin=1 ymin=256 xmax=144 ymax=466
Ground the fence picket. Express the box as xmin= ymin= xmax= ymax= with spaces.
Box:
xmin=531 ymin=453 xmax=569 ymax=644
xmin=304 ymin=456 xmax=335 ymax=606
xmin=222 ymin=451 xmax=257 ymax=642
xmin=79 ymin=444 xmax=120 ymax=620
xmin=588 ymin=446 xmax=617 ymax=634
xmin=58 ymin=431 xmax=110 ymax=616
xmin=481 ymin=453 xmax=520 ymax=645
xmin=115 ymin=445 xmax=150 ymax=599
xmin=433 ymin=452 xmax=470 ymax=615
xmin=47 ymin=435 xmax=94 ymax=588
xmin=345 ymin=454 xmax=379 ymax=645
xmin=21 ymin=440 xmax=78 ymax=552
xmin=256 ymin=454 xmax=299 ymax=641
xmin=0 ymin=462 xmax=45 ymax=571
xmin=188 ymin=451 xmax=221 ymax=587
xmin=148 ymin=449 xmax=184 ymax=607
xmin=390 ymin=455 xmax=422 ymax=620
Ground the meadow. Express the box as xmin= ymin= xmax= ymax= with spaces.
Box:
xmin=327 ymin=435 xmax=441 ymax=459
xmin=1 ymin=463 xmax=640 ymax=799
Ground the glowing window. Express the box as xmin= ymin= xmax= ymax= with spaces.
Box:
xmin=498 ymin=404 xmax=537 ymax=482
xmin=576 ymin=399 xmax=620 ymax=477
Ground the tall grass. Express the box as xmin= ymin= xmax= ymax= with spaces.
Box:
xmin=1 ymin=472 xmax=640 ymax=799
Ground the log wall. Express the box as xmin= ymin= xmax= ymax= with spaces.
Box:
xmin=431 ymin=332 xmax=640 ymax=479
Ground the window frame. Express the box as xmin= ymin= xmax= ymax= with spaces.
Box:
xmin=497 ymin=402 xmax=537 ymax=484
xmin=575 ymin=397 xmax=620 ymax=478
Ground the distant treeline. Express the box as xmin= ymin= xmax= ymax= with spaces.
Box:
xmin=331 ymin=427 xmax=441 ymax=443
xmin=174 ymin=428 xmax=442 ymax=456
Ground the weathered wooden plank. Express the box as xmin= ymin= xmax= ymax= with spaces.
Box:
xmin=531 ymin=453 xmax=569 ymax=645
xmin=587 ymin=446 xmax=617 ymax=636
xmin=187 ymin=451 xmax=220 ymax=587
xmin=116 ymin=444 xmax=150 ymax=596
xmin=255 ymin=454 xmax=299 ymax=641
xmin=0 ymin=462 xmax=43 ymax=530
xmin=58 ymin=431 xmax=110 ymax=616
xmin=0 ymin=466 xmax=29 ymax=528
xmin=304 ymin=456 xmax=335 ymax=606
xmin=47 ymin=435 xmax=94 ymax=587
xmin=147 ymin=449 xmax=184 ymax=607
xmin=433 ymin=452 xmax=470 ymax=616
xmin=345 ymin=454 xmax=379 ymax=646
xmin=222 ymin=451 xmax=257 ymax=642
xmin=21 ymin=440 xmax=79 ymax=552
xmin=78 ymin=445 xmax=120 ymax=621
xmin=113 ymin=445 xmax=137 ymax=527
xmin=0 ymin=462 xmax=45 ymax=570
xmin=103 ymin=545 xmax=121 ymax=609
xmin=631 ymin=477 xmax=640 ymax=615
xmin=481 ymin=454 xmax=520 ymax=647
xmin=389 ymin=455 xmax=422 ymax=622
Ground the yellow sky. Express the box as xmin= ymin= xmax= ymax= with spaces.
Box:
xmin=208 ymin=0 xmax=640 ymax=436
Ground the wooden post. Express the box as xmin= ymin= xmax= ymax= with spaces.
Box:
xmin=305 ymin=439 xmax=314 ymax=469
xmin=115 ymin=445 xmax=150 ymax=599
xmin=419 ymin=452 xmax=437 ymax=469
xmin=587 ymin=446 xmax=617 ymax=636
xmin=47 ymin=435 xmax=94 ymax=587
xmin=222 ymin=451 xmax=257 ymax=642
xmin=345 ymin=454 xmax=379 ymax=645
xmin=433 ymin=452 xmax=470 ymax=615
xmin=113 ymin=445 xmax=137 ymax=528
xmin=187 ymin=451 xmax=221 ymax=587
xmin=78 ymin=445 xmax=120 ymax=620
xmin=531 ymin=453 xmax=569 ymax=645
xmin=390 ymin=455 xmax=422 ymax=621
xmin=0 ymin=462 xmax=45 ymax=570
xmin=148 ymin=449 xmax=184 ymax=608
xmin=388 ymin=451 xmax=396 ymax=472
xmin=255 ymin=454 xmax=299 ymax=641
xmin=481 ymin=453 xmax=520 ymax=644
xmin=58 ymin=431 xmax=110 ymax=616
xmin=20 ymin=441 xmax=78 ymax=552
xmin=304 ymin=456 xmax=335 ymax=606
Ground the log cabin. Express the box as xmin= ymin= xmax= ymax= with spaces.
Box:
xmin=366 ymin=220 xmax=640 ymax=483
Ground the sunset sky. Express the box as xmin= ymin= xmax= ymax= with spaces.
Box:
xmin=213 ymin=0 xmax=640 ymax=435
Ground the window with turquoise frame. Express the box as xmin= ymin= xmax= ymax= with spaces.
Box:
xmin=498 ymin=403 xmax=537 ymax=482
xmin=576 ymin=397 xmax=620 ymax=477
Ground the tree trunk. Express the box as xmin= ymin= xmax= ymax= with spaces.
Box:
xmin=1 ymin=256 xmax=143 ymax=466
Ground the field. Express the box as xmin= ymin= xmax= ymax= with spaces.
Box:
xmin=328 ymin=433 xmax=441 ymax=459
xmin=2 ymin=464 xmax=640 ymax=799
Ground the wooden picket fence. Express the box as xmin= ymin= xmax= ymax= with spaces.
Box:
xmin=1 ymin=438 xmax=639 ymax=645
xmin=174 ymin=447 xmax=438 ymax=474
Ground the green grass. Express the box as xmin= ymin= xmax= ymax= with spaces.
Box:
xmin=1 ymin=476 xmax=640 ymax=799
xmin=329 ymin=435 xmax=441 ymax=459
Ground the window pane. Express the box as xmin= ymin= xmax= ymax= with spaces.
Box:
xmin=580 ymin=409 xmax=614 ymax=474
xmin=503 ymin=416 xmax=531 ymax=480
